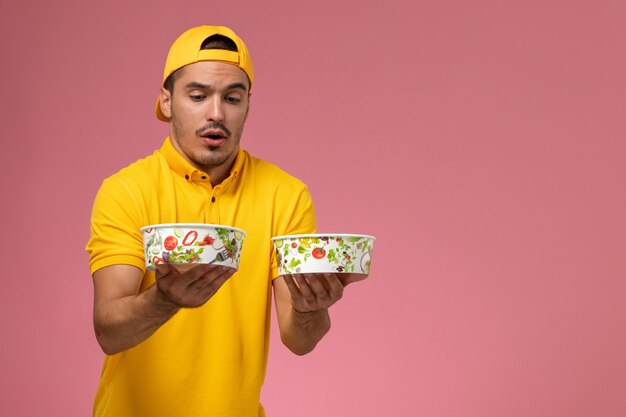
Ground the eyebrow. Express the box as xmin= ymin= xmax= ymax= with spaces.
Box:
xmin=184 ymin=81 xmax=249 ymax=92
xmin=227 ymin=82 xmax=249 ymax=92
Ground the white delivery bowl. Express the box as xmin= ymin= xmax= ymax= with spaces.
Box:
xmin=141 ymin=223 xmax=246 ymax=272
xmin=272 ymin=234 xmax=375 ymax=278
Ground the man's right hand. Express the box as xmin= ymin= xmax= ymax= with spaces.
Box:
xmin=155 ymin=263 xmax=236 ymax=309
xmin=92 ymin=263 xmax=235 ymax=355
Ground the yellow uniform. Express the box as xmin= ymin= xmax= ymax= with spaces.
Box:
xmin=86 ymin=137 xmax=316 ymax=417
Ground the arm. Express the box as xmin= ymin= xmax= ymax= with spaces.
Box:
xmin=273 ymin=273 xmax=344 ymax=355
xmin=93 ymin=263 xmax=235 ymax=355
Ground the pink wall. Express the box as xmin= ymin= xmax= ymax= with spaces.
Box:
xmin=2 ymin=0 xmax=625 ymax=416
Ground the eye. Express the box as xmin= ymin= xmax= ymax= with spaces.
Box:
xmin=190 ymin=94 xmax=205 ymax=102
xmin=225 ymin=95 xmax=241 ymax=104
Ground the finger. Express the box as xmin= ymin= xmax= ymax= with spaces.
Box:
xmin=155 ymin=263 xmax=181 ymax=295
xmin=292 ymin=274 xmax=311 ymax=291
xmin=281 ymin=275 xmax=303 ymax=296
xmin=325 ymin=273 xmax=344 ymax=299
xmin=155 ymin=262 xmax=177 ymax=279
xmin=179 ymin=264 xmax=226 ymax=287
xmin=304 ymin=274 xmax=332 ymax=302
xmin=303 ymin=273 xmax=330 ymax=291
xmin=193 ymin=274 xmax=231 ymax=302
xmin=194 ymin=266 xmax=235 ymax=294
xmin=293 ymin=274 xmax=317 ymax=304
xmin=185 ymin=265 xmax=231 ymax=291
xmin=176 ymin=268 xmax=235 ymax=307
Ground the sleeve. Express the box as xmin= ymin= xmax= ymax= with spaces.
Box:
xmin=269 ymin=184 xmax=317 ymax=279
xmin=85 ymin=176 xmax=147 ymax=275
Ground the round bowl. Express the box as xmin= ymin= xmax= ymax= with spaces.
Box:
xmin=272 ymin=234 xmax=375 ymax=280
xmin=141 ymin=223 xmax=246 ymax=272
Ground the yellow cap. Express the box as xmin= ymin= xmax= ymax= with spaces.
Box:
xmin=156 ymin=25 xmax=254 ymax=122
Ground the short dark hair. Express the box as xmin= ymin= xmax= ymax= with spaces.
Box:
xmin=163 ymin=35 xmax=239 ymax=93
xmin=200 ymin=34 xmax=238 ymax=52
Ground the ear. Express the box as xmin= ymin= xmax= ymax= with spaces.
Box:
xmin=159 ymin=87 xmax=172 ymax=119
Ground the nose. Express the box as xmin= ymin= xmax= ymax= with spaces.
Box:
xmin=205 ymin=95 xmax=225 ymax=123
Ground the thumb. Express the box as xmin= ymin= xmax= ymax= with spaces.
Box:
xmin=155 ymin=263 xmax=175 ymax=278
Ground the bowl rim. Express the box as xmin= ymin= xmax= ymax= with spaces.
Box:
xmin=271 ymin=233 xmax=375 ymax=241
xmin=140 ymin=223 xmax=246 ymax=236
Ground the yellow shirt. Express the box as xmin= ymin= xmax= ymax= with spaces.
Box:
xmin=86 ymin=137 xmax=316 ymax=417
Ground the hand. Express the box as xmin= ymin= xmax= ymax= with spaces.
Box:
xmin=282 ymin=273 xmax=344 ymax=313
xmin=155 ymin=263 xmax=235 ymax=309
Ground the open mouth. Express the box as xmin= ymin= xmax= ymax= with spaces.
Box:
xmin=201 ymin=131 xmax=226 ymax=139
xmin=204 ymin=132 xmax=224 ymax=140
xmin=197 ymin=124 xmax=231 ymax=146
xmin=200 ymin=130 xmax=227 ymax=146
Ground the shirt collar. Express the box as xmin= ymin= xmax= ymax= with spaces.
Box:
xmin=159 ymin=136 xmax=246 ymax=185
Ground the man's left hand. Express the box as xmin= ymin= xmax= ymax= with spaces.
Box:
xmin=281 ymin=273 xmax=344 ymax=313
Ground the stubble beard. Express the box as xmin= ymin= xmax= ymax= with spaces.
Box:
xmin=170 ymin=110 xmax=244 ymax=170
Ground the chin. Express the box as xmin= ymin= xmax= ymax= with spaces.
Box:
xmin=197 ymin=152 xmax=231 ymax=167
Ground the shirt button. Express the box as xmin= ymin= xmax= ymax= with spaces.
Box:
xmin=211 ymin=196 xmax=216 ymax=203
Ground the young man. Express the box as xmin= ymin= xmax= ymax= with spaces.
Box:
xmin=86 ymin=26 xmax=345 ymax=417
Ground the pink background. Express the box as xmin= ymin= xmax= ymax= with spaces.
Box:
xmin=2 ymin=0 xmax=625 ymax=416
